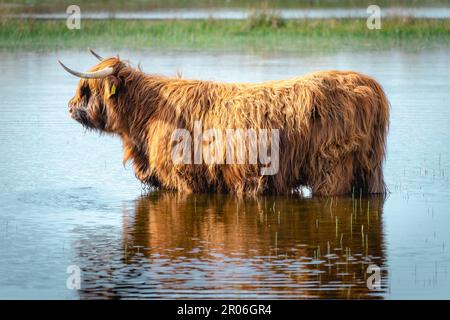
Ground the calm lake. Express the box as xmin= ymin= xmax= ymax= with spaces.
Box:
xmin=0 ymin=49 xmax=449 ymax=299
xmin=13 ymin=7 xmax=450 ymax=20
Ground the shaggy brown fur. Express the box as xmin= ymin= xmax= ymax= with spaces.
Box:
xmin=66 ymin=57 xmax=389 ymax=196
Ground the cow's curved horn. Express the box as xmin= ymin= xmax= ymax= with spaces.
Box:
xmin=58 ymin=60 xmax=114 ymax=79
xmin=88 ymin=48 xmax=103 ymax=61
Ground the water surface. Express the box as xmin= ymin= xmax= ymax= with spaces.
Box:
xmin=11 ymin=7 xmax=450 ymax=20
xmin=0 ymin=49 xmax=449 ymax=299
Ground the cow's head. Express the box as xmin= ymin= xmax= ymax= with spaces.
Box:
xmin=59 ymin=50 xmax=127 ymax=133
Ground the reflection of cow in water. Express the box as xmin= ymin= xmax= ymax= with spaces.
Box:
xmin=74 ymin=193 xmax=387 ymax=299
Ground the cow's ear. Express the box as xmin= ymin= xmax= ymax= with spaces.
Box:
xmin=104 ymin=76 xmax=120 ymax=99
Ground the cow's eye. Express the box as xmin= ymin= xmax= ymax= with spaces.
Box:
xmin=82 ymin=86 xmax=91 ymax=99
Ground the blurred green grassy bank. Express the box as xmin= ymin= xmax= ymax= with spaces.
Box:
xmin=1 ymin=16 xmax=450 ymax=53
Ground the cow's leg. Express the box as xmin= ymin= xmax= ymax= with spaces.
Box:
xmin=353 ymin=139 xmax=387 ymax=195
xmin=310 ymin=156 xmax=354 ymax=196
xmin=363 ymin=165 xmax=386 ymax=194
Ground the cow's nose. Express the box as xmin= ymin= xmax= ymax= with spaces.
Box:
xmin=68 ymin=103 xmax=74 ymax=113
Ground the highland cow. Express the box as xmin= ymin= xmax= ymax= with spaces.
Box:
xmin=59 ymin=50 xmax=389 ymax=196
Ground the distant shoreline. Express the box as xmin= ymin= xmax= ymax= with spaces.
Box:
xmin=1 ymin=17 xmax=450 ymax=52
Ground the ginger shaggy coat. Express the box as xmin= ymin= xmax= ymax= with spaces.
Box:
xmin=65 ymin=57 xmax=389 ymax=196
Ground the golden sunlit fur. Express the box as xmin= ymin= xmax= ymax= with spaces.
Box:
xmin=68 ymin=57 xmax=389 ymax=196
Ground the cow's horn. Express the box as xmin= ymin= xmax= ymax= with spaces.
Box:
xmin=88 ymin=48 xmax=103 ymax=61
xmin=58 ymin=60 xmax=114 ymax=79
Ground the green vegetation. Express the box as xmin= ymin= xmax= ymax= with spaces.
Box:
xmin=1 ymin=16 xmax=449 ymax=53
